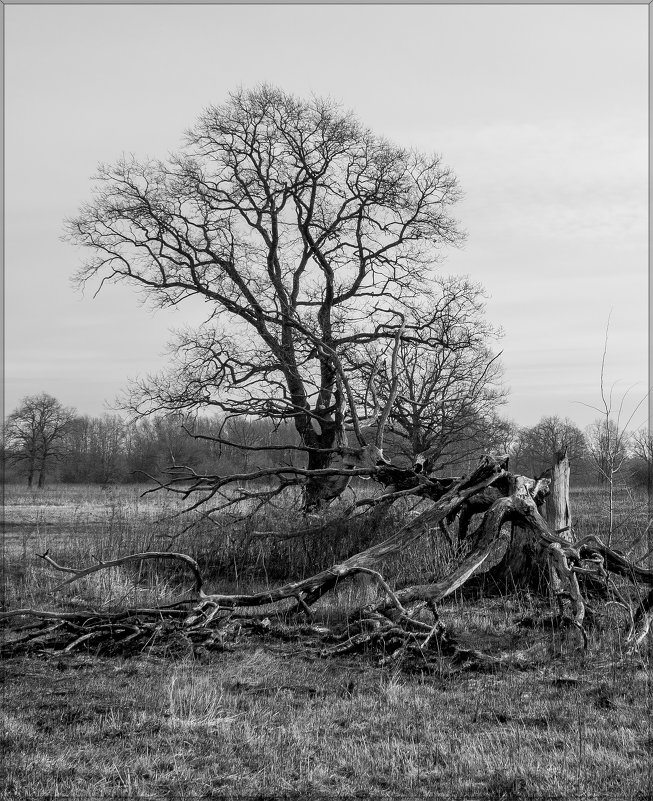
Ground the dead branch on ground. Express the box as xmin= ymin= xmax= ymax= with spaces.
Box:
xmin=3 ymin=455 xmax=651 ymax=668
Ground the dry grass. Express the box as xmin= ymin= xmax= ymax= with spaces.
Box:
xmin=1 ymin=644 xmax=651 ymax=799
xmin=571 ymin=484 xmax=651 ymax=561
xmin=1 ymin=481 xmax=652 ymax=799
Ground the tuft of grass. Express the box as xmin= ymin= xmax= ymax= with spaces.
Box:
xmin=166 ymin=669 xmax=238 ymax=731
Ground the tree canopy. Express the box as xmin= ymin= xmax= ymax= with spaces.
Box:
xmin=66 ymin=85 xmax=481 ymax=506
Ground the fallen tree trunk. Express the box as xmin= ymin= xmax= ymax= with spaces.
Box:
xmin=150 ymin=455 xmax=510 ymax=616
xmin=3 ymin=454 xmax=652 ymax=666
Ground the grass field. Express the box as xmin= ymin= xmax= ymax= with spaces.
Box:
xmin=2 ymin=481 xmax=652 ymax=799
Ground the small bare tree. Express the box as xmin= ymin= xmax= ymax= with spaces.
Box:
xmin=579 ymin=316 xmax=648 ymax=543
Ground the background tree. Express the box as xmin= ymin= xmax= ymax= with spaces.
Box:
xmin=5 ymin=393 xmax=75 ymax=487
xmin=202 ymin=415 xmax=301 ymax=474
xmin=121 ymin=414 xmax=208 ymax=480
xmin=61 ymin=414 xmax=127 ymax=484
xmin=5 ymin=399 xmax=41 ymax=487
xmin=93 ymin=415 xmax=128 ymax=483
xmin=213 ymin=416 xmax=270 ymax=474
xmin=54 ymin=411 xmax=302 ymax=484
xmin=349 ymin=276 xmax=506 ymax=471
xmin=66 ymin=84 xmax=465 ymax=508
xmin=512 ymin=415 xmax=589 ymax=481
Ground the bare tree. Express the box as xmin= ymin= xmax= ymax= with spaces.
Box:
xmin=5 ymin=393 xmax=75 ymax=487
xmin=585 ymin=417 xmax=631 ymax=539
xmin=631 ymin=427 xmax=653 ymax=461
xmin=93 ymin=415 xmax=128 ymax=484
xmin=66 ymin=85 xmax=465 ymax=509
xmin=513 ymin=416 xmax=589 ymax=479
xmin=349 ymin=276 xmax=506 ymax=471
xmin=579 ymin=317 xmax=648 ymax=542
xmin=8 ymin=93 xmax=649 ymax=665
xmin=585 ymin=418 xmax=630 ymax=481
xmin=63 ymin=414 xmax=128 ymax=484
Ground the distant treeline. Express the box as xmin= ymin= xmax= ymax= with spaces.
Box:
xmin=4 ymin=403 xmax=650 ymax=489
xmin=50 ymin=414 xmax=305 ymax=485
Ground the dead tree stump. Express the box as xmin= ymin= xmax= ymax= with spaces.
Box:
xmin=485 ymin=455 xmax=572 ymax=594
xmin=544 ymin=449 xmax=571 ymax=539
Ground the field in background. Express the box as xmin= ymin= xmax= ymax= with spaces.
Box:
xmin=2 ymin=481 xmax=652 ymax=799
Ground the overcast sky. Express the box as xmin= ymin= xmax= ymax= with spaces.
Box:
xmin=5 ymin=4 xmax=648 ymax=431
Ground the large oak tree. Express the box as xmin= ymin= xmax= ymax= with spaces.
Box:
xmin=67 ymin=85 xmax=466 ymax=507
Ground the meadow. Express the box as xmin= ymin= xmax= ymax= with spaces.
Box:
xmin=2 ymin=481 xmax=652 ymax=799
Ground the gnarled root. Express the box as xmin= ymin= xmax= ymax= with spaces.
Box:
xmin=4 ymin=456 xmax=652 ymax=665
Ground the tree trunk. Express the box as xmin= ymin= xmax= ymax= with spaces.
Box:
xmin=544 ymin=449 xmax=571 ymax=539
xmin=37 ymin=444 xmax=51 ymax=489
xmin=27 ymin=452 xmax=37 ymax=488
xmin=37 ymin=448 xmax=49 ymax=489
xmin=484 ymin=455 xmax=571 ymax=593
xmin=303 ymin=421 xmax=349 ymax=512
xmin=486 ymin=524 xmax=550 ymax=593
xmin=541 ymin=451 xmax=573 ymax=604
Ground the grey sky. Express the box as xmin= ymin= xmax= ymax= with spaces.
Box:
xmin=5 ymin=4 xmax=648 ymax=430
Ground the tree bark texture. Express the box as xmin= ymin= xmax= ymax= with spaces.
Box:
xmin=481 ymin=473 xmax=556 ymax=593
xmin=544 ymin=449 xmax=571 ymax=538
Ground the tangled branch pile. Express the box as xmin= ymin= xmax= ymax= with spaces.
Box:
xmin=3 ymin=456 xmax=651 ymax=669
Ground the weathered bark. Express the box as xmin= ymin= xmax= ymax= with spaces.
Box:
xmin=301 ymin=419 xmax=345 ymax=512
xmin=544 ymin=449 xmax=571 ymax=537
xmin=483 ymin=458 xmax=569 ymax=593
xmin=304 ymin=442 xmax=388 ymax=512
xmin=38 ymin=551 xmax=205 ymax=594
xmin=542 ymin=451 xmax=574 ymax=609
xmin=457 ymin=486 xmax=506 ymax=542
xmin=386 ymin=496 xmax=517 ymax=608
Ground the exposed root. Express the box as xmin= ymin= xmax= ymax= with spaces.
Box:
xmin=3 ymin=456 xmax=651 ymax=667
